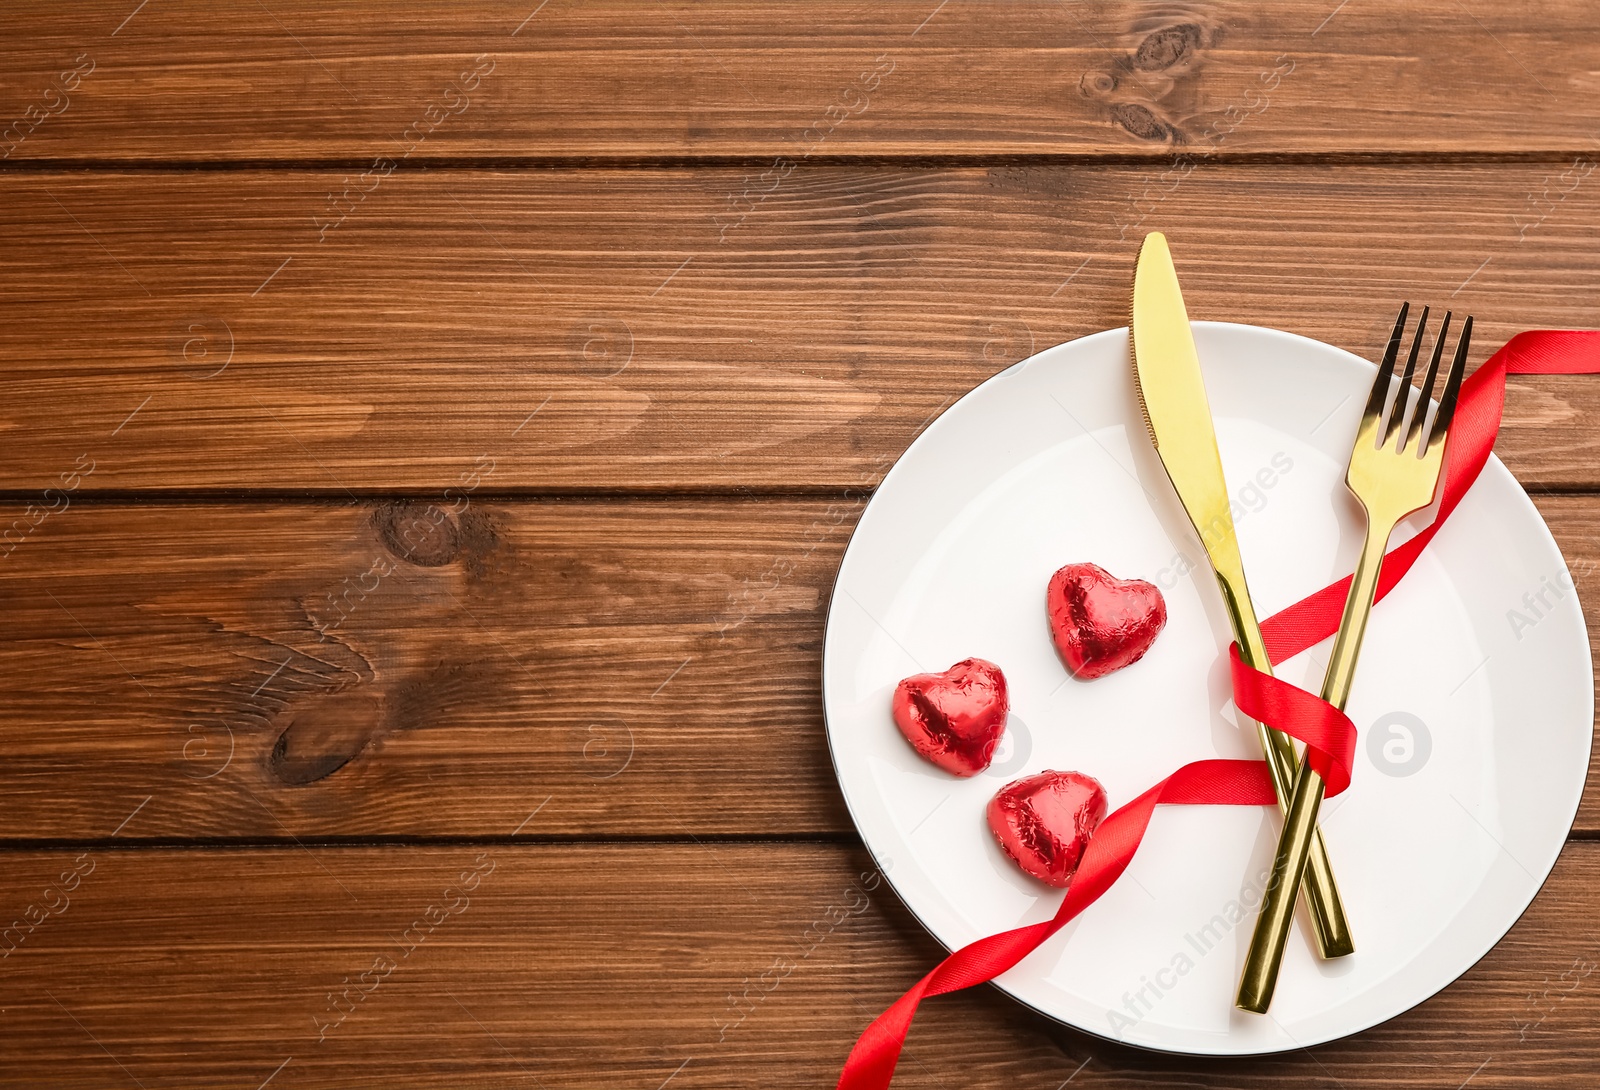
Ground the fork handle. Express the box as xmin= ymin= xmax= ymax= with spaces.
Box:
xmin=1222 ymin=570 xmax=1355 ymax=961
xmin=1238 ymin=515 xmax=1391 ymax=1013
xmin=1255 ymin=721 xmax=1354 ymax=959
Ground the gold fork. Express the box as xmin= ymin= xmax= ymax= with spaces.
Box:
xmin=1237 ymin=302 xmax=1472 ymax=1013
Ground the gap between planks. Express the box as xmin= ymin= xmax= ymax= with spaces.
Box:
xmin=6 ymin=151 xmax=1600 ymax=172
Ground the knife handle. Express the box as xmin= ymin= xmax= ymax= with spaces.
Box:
xmin=1256 ymin=717 xmax=1354 ymax=960
xmin=1220 ymin=569 xmax=1355 ymax=962
xmin=1238 ymin=514 xmax=1391 ymax=1013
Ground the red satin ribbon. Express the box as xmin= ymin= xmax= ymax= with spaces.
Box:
xmin=837 ymin=330 xmax=1600 ymax=1090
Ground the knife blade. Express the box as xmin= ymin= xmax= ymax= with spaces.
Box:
xmin=1129 ymin=231 xmax=1354 ymax=961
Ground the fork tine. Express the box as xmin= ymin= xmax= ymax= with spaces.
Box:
xmin=1365 ymin=303 xmax=1409 ymax=429
xmin=1405 ymin=310 xmax=1452 ymax=453
xmin=1383 ymin=305 xmax=1429 ymax=448
xmin=1427 ymin=314 xmax=1472 ymax=451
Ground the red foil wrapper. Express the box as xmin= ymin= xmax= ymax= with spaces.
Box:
xmin=1047 ymin=562 xmax=1167 ymax=679
xmin=891 ymin=658 xmax=1009 ymax=777
xmin=986 ymin=770 xmax=1108 ymax=888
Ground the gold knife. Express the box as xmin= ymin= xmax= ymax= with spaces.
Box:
xmin=1129 ymin=232 xmax=1354 ymax=960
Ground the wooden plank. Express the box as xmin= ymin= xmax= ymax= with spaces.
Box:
xmin=4 ymin=1 xmax=1600 ymax=160
xmin=0 ymin=499 xmax=852 ymax=840
xmin=1 ymin=164 xmax=1599 ymax=492
xmin=0 ymin=841 xmax=1595 ymax=1086
xmin=1 ymin=495 xmax=1595 ymax=840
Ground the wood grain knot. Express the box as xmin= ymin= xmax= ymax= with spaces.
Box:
xmin=1132 ymin=23 xmax=1202 ymax=71
xmin=1079 ymin=71 xmax=1119 ymax=97
xmin=269 ymin=688 xmax=383 ymax=785
xmin=1110 ymin=103 xmax=1175 ymax=142
xmin=374 ymin=501 xmax=462 ymax=567
xmin=1082 ymin=14 xmax=1221 ymax=145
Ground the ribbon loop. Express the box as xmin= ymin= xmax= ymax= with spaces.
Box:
xmin=1229 ymin=644 xmax=1356 ymax=796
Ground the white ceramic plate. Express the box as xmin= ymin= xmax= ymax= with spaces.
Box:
xmin=822 ymin=322 xmax=1593 ymax=1055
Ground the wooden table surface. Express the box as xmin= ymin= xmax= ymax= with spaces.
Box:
xmin=3 ymin=2 xmax=1599 ymax=1086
